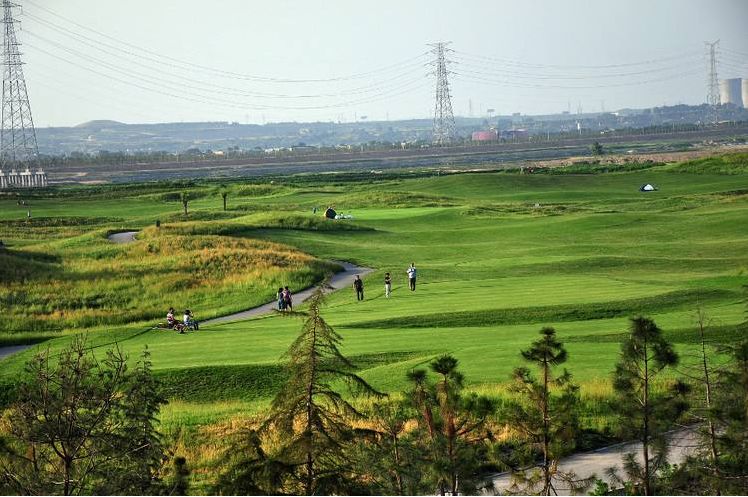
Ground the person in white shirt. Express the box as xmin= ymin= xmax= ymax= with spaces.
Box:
xmin=406 ymin=263 xmax=417 ymax=291
xmin=183 ymin=309 xmax=199 ymax=330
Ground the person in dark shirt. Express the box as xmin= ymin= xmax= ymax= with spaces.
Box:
xmin=384 ymin=272 xmax=392 ymax=298
xmin=353 ymin=275 xmax=364 ymax=301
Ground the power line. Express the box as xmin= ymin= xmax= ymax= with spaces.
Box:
xmin=23 ymin=11 xmax=431 ymax=99
xmin=24 ymin=30 xmax=430 ymax=104
xmin=452 ymin=48 xmax=704 ymax=70
xmin=24 ymin=0 xmax=429 ymax=85
xmin=25 ymin=40 xmax=431 ymax=112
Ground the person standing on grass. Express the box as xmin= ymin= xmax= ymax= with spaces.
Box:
xmin=277 ymin=287 xmax=286 ymax=311
xmin=384 ymin=272 xmax=392 ymax=298
xmin=406 ymin=262 xmax=417 ymax=291
xmin=283 ymin=286 xmax=293 ymax=311
xmin=354 ymin=275 xmax=364 ymax=301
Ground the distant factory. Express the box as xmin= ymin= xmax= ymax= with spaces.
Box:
xmin=719 ymin=77 xmax=748 ymax=108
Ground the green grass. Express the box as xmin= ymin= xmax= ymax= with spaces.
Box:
xmin=1 ymin=152 xmax=748 ymax=484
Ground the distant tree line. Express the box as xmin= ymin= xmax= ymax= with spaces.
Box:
xmin=1 ymin=287 xmax=747 ymax=495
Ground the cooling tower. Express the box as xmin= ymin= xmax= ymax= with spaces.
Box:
xmin=719 ymin=78 xmax=743 ymax=107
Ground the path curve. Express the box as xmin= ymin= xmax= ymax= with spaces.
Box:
xmin=107 ymin=231 xmax=138 ymax=243
xmin=204 ymin=260 xmax=374 ymax=326
xmin=487 ymin=427 xmax=699 ymax=495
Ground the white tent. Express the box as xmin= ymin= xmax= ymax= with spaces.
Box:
xmin=640 ymin=184 xmax=656 ymax=192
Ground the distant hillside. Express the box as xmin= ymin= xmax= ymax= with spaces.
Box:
xmin=74 ymin=120 xmax=127 ymax=129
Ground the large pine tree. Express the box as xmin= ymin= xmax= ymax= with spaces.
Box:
xmin=223 ymin=284 xmax=382 ymax=495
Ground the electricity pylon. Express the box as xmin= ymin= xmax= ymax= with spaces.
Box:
xmin=1 ymin=0 xmax=38 ymax=164
xmin=428 ymin=42 xmax=456 ymax=145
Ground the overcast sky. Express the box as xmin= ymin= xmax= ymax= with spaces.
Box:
xmin=18 ymin=0 xmax=748 ymax=127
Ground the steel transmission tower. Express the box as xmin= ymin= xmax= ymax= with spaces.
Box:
xmin=428 ymin=42 xmax=456 ymax=145
xmin=705 ymin=40 xmax=720 ymax=124
xmin=1 ymin=0 xmax=38 ymax=164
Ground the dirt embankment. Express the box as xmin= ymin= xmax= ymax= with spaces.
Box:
xmin=532 ymin=144 xmax=748 ymax=170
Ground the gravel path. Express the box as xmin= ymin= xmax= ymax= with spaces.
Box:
xmin=204 ymin=260 xmax=373 ymax=326
xmin=107 ymin=231 xmax=138 ymax=243
xmin=487 ymin=427 xmax=700 ymax=495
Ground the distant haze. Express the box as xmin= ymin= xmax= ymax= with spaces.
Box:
xmin=19 ymin=0 xmax=748 ymax=127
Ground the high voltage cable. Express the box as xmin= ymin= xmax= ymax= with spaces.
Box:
xmin=26 ymin=41 xmax=431 ymax=111
xmin=451 ymin=57 xmax=703 ymax=80
xmin=25 ymin=29 xmax=429 ymax=101
xmin=452 ymin=48 xmax=704 ymax=70
xmin=23 ymin=12 xmax=431 ymax=99
xmin=24 ymin=0 xmax=430 ymax=84
xmin=453 ymin=68 xmax=703 ymax=90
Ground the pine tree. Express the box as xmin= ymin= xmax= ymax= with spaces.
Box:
xmin=224 ymin=284 xmax=382 ymax=495
xmin=502 ymin=327 xmax=589 ymax=495
xmin=407 ymin=355 xmax=495 ymax=495
xmin=349 ymin=401 xmax=426 ymax=495
xmin=612 ymin=316 xmax=688 ymax=495
xmin=0 ymin=337 xmax=168 ymax=495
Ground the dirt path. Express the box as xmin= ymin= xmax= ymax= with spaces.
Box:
xmin=107 ymin=231 xmax=138 ymax=243
xmin=487 ymin=427 xmax=700 ymax=495
xmin=204 ymin=260 xmax=374 ymax=326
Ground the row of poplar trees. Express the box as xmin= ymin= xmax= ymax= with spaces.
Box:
xmin=1 ymin=286 xmax=747 ymax=495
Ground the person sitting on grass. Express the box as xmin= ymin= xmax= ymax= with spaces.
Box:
xmin=166 ymin=307 xmax=177 ymax=328
xmin=183 ymin=309 xmax=198 ymax=330
xmin=166 ymin=307 xmax=185 ymax=333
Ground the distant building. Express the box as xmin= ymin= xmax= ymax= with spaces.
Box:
xmin=719 ymin=78 xmax=743 ymax=108
xmin=471 ymin=129 xmax=498 ymax=141
xmin=501 ymin=129 xmax=529 ymax=140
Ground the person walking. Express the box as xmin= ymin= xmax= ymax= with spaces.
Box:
xmin=277 ymin=287 xmax=286 ymax=311
xmin=353 ymin=275 xmax=364 ymax=301
xmin=406 ymin=263 xmax=417 ymax=291
xmin=384 ymin=272 xmax=392 ymax=298
xmin=283 ymin=286 xmax=293 ymax=311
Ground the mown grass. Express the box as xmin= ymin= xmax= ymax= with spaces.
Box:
xmin=1 ymin=152 xmax=747 ymax=486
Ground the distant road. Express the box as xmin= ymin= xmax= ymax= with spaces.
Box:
xmin=49 ymin=124 xmax=748 ymax=184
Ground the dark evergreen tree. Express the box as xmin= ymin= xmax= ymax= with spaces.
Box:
xmin=220 ymin=285 xmax=382 ymax=495
xmin=407 ymin=355 xmax=495 ymax=495
xmin=349 ymin=401 xmax=427 ymax=495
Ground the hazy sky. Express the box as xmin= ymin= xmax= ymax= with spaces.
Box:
xmin=18 ymin=0 xmax=748 ymax=127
